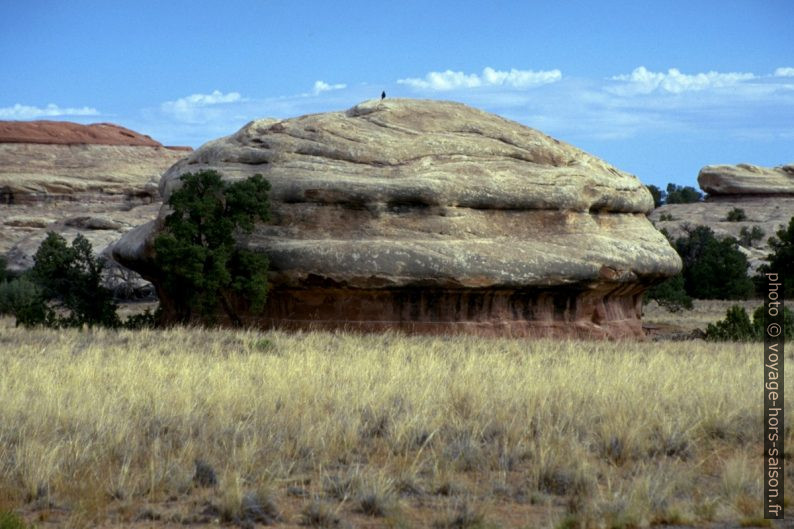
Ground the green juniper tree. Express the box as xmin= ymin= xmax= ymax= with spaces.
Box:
xmin=706 ymin=305 xmax=794 ymax=341
xmin=645 ymin=273 xmax=693 ymax=312
xmin=0 ymin=234 xmax=162 ymax=329
xmin=665 ymin=183 xmax=702 ymax=204
xmin=153 ymin=170 xmax=271 ymax=325
xmin=6 ymin=232 xmax=121 ymax=328
xmin=674 ymin=226 xmax=753 ymax=299
xmin=757 ymin=216 xmax=794 ymax=298
xmin=646 ymin=185 xmax=665 ymax=208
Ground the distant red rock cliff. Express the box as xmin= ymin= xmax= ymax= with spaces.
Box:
xmin=0 ymin=120 xmax=191 ymax=151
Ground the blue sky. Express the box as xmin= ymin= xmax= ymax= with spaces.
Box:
xmin=1 ymin=1 xmax=792 ymax=188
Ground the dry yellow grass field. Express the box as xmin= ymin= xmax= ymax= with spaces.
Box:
xmin=0 ymin=312 xmax=786 ymax=529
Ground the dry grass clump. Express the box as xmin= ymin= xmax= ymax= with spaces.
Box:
xmin=0 ymin=315 xmax=786 ymax=527
xmin=301 ymin=500 xmax=344 ymax=527
xmin=432 ymin=499 xmax=492 ymax=529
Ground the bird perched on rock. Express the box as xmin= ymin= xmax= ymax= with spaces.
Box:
xmin=381 ymin=90 xmax=386 ymax=100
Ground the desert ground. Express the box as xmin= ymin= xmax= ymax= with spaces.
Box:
xmin=0 ymin=300 xmax=786 ymax=529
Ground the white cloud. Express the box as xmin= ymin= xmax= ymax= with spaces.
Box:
xmin=162 ymin=90 xmax=243 ymax=112
xmin=609 ymin=66 xmax=755 ymax=95
xmin=160 ymin=90 xmax=245 ymax=123
xmin=481 ymin=67 xmax=562 ymax=88
xmin=0 ymin=103 xmax=99 ymax=119
xmin=398 ymin=67 xmax=562 ymax=91
xmin=774 ymin=67 xmax=794 ymax=77
xmin=136 ymin=67 xmax=793 ymax=151
xmin=399 ymin=70 xmax=482 ymax=90
xmin=312 ymin=80 xmax=347 ymax=95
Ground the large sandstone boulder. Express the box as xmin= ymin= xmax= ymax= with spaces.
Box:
xmin=114 ymin=99 xmax=681 ymax=338
xmin=0 ymin=120 xmax=190 ymax=296
xmin=698 ymin=163 xmax=794 ymax=197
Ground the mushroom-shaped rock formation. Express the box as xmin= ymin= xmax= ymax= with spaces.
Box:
xmin=114 ymin=99 xmax=681 ymax=338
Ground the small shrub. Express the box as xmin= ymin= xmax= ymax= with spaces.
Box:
xmin=754 ymin=305 xmax=794 ymax=341
xmin=706 ymin=306 xmax=755 ymax=341
xmin=659 ymin=212 xmax=674 ymax=221
xmin=122 ymin=308 xmax=157 ymax=330
xmin=645 ymin=274 xmax=693 ymax=312
xmin=706 ymin=305 xmax=794 ymax=341
xmin=0 ymin=277 xmax=46 ymax=325
xmin=726 ymin=207 xmax=747 ymax=222
xmin=739 ymin=226 xmax=764 ymax=247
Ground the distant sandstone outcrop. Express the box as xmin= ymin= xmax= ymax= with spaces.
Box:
xmin=0 ymin=120 xmax=189 ymax=204
xmin=115 ymin=99 xmax=681 ymax=337
xmin=698 ymin=163 xmax=794 ymax=197
xmin=651 ymin=162 xmax=794 ymax=272
xmin=0 ymin=120 xmax=190 ymax=285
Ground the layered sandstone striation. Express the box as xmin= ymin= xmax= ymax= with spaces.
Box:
xmin=0 ymin=120 xmax=190 ymax=291
xmin=115 ymin=99 xmax=681 ymax=337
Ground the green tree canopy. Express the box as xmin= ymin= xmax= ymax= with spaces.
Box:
xmin=758 ymin=216 xmax=794 ymax=297
xmin=665 ymin=183 xmax=702 ymax=204
xmin=646 ymin=185 xmax=664 ymax=208
xmin=18 ymin=232 xmax=120 ymax=327
xmin=644 ymin=273 xmax=693 ymax=312
xmin=674 ymin=226 xmax=753 ymax=299
xmin=154 ymin=170 xmax=272 ymax=325
xmin=706 ymin=305 xmax=794 ymax=341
